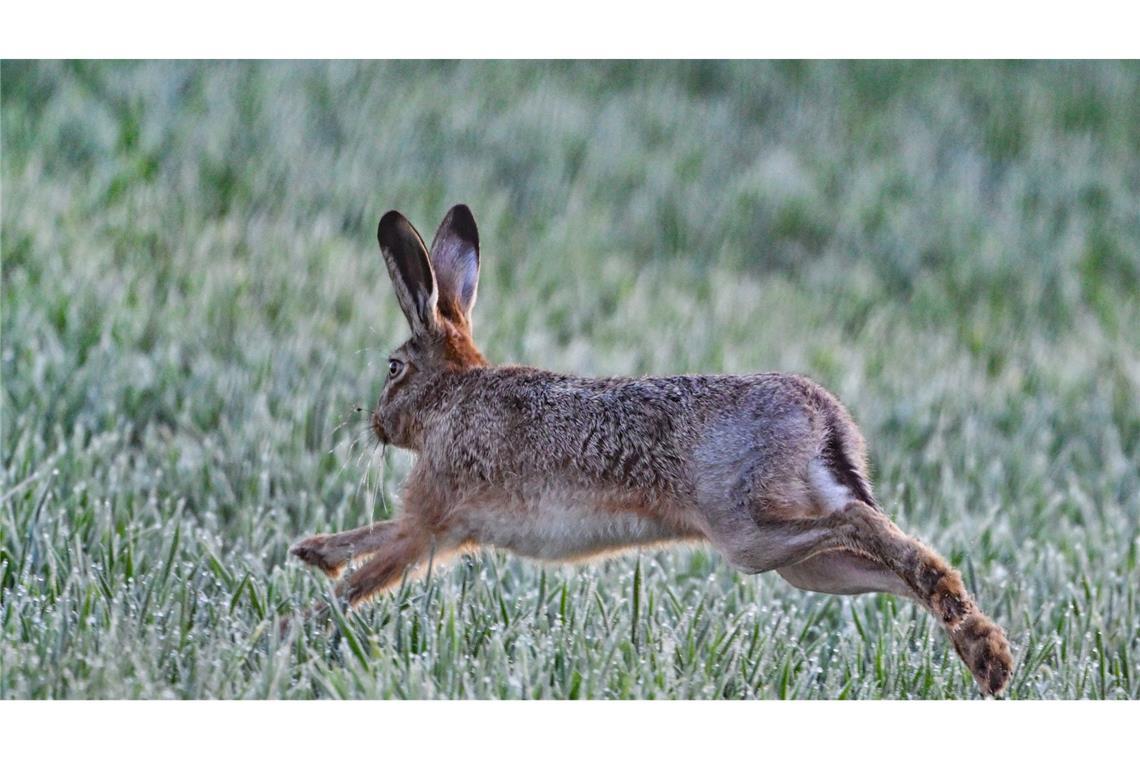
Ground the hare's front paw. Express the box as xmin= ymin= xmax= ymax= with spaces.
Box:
xmin=290 ymin=535 xmax=349 ymax=579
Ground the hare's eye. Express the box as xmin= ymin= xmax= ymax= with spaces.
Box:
xmin=388 ymin=359 xmax=404 ymax=378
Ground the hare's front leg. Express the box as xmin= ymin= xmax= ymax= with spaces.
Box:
xmin=334 ymin=528 xmax=435 ymax=607
xmin=294 ymin=476 xmax=454 ymax=604
xmin=291 ymin=520 xmax=402 ymax=578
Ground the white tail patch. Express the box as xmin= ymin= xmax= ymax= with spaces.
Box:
xmin=808 ymin=458 xmax=852 ymax=513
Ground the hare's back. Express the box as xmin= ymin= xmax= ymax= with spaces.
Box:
xmin=446 ymin=368 xmax=850 ymax=491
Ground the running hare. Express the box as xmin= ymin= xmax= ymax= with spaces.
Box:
xmin=291 ymin=205 xmax=1013 ymax=696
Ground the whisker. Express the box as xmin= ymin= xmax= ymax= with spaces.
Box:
xmin=349 ymin=425 xmax=378 ymax=514
xmin=371 ymin=442 xmax=390 ymax=521
xmin=329 ymin=404 xmax=364 ymax=438
xmin=324 ymin=409 xmax=373 ymax=499
xmin=338 ymin=337 xmax=396 ymax=521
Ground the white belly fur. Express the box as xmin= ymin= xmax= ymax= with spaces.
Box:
xmin=470 ymin=487 xmax=686 ymax=561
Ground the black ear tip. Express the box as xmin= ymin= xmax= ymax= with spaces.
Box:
xmin=444 ymin=204 xmax=479 ymax=246
xmin=377 ymin=209 xmax=411 ymax=246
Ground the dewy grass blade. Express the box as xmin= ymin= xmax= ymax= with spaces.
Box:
xmin=328 ymin=594 xmax=370 ymax=672
xmin=16 ymin=468 xmax=54 ymax=581
xmin=631 ymin=556 xmax=641 ymax=649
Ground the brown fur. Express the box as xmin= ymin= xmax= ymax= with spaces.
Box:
xmin=290 ymin=205 xmax=1014 ymax=697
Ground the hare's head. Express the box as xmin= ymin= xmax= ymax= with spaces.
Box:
xmin=372 ymin=205 xmax=487 ymax=448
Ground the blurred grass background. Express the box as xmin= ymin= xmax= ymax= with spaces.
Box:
xmin=1 ymin=60 xmax=1138 ymax=698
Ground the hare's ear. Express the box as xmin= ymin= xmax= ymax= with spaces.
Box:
xmin=428 ymin=204 xmax=480 ymax=326
xmin=377 ymin=210 xmax=440 ymax=337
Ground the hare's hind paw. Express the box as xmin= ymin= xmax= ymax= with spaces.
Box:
xmin=952 ymin=611 xmax=1014 ymax=697
xmin=290 ymin=535 xmax=349 ymax=579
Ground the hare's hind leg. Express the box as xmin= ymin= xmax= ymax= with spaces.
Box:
xmin=291 ymin=521 xmax=401 ymax=578
xmin=777 ymin=549 xmax=912 ymax=596
xmin=768 ymin=500 xmax=1013 ymax=696
xmin=836 ymin=501 xmax=1013 ymax=695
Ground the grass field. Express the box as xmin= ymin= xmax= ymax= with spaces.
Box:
xmin=2 ymin=61 xmax=1138 ymax=699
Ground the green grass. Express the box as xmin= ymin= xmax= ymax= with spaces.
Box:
xmin=2 ymin=60 xmax=1138 ymax=699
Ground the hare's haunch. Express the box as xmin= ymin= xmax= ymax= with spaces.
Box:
xmin=290 ymin=205 xmax=1013 ymax=697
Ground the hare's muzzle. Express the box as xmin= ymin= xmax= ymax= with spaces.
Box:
xmin=370 ymin=409 xmax=388 ymax=444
